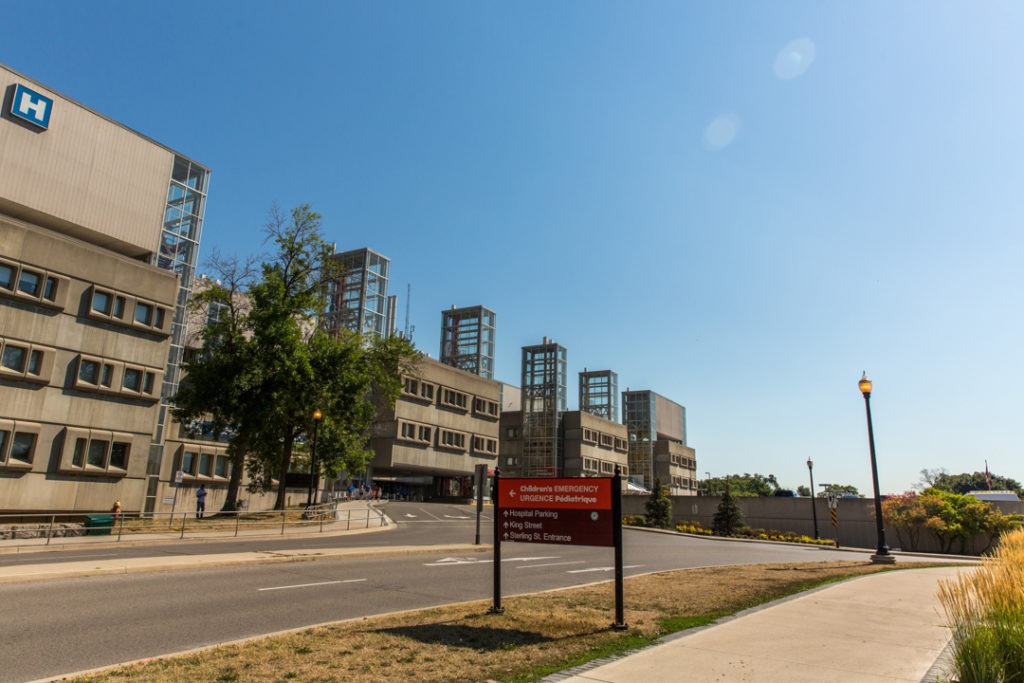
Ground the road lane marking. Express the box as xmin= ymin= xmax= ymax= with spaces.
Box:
xmin=515 ymin=561 xmax=586 ymax=569
xmin=258 ymin=579 xmax=366 ymax=591
xmin=566 ymin=565 xmax=643 ymax=574
xmin=424 ymin=556 xmax=559 ymax=567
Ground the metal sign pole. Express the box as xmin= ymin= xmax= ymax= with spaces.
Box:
xmin=610 ymin=466 xmax=626 ymax=634
xmin=474 ymin=463 xmax=486 ymax=546
xmin=489 ymin=468 xmax=504 ymax=614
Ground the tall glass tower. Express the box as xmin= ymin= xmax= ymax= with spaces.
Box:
xmin=579 ymin=369 xmax=618 ymax=422
xmin=440 ymin=305 xmax=496 ymax=379
xmin=520 ymin=338 xmax=567 ymax=477
xmin=325 ymin=248 xmax=393 ymax=339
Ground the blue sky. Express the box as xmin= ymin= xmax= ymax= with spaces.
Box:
xmin=4 ymin=2 xmax=1022 ymax=495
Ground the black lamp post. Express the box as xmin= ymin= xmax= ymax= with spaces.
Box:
xmin=306 ymin=408 xmax=323 ymax=508
xmin=859 ymin=372 xmax=894 ymax=563
xmin=806 ymin=458 xmax=819 ymax=539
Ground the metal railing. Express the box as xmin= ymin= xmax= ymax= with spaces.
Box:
xmin=0 ymin=503 xmax=388 ymax=547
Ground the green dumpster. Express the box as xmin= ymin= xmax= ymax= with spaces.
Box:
xmin=84 ymin=514 xmax=114 ymax=535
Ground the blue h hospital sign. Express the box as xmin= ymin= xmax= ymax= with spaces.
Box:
xmin=9 ymin=84 xmax=53 ymax=129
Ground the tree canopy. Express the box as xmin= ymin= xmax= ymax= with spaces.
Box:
xmin=919 ymin=469 xmax=1022 ymax=496
xmin=882 ymin=490 xmax=1021 ymax=554
xmin=174 ymin=204 xmax=419 ymax=511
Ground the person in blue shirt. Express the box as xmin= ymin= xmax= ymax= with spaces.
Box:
xmin=196 ymin=484 xmax=207 ymax=519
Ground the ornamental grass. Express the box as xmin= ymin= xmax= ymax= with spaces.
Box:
xmin=938 ymin=526 xmax=1024 ymax=682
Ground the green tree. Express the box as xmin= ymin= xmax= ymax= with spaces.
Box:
xmin=817 ymin=484 xmax=860 ymax=498
xmin=887 ymin=489 xmax=1024 ymax=554
xmin=645 ymin=478 xmax=672 ymax=529
xmin=174 ymin=204 xmax=419 ymax=510
xmin=706 ymin=473 xmax=778 ymax=497
xmin=712 ymin=483 xmax=744 ymax=535
xmin=882 ymin=492 xmax=929 ymax=551
xmin=173 ymin=254 xmax=257 ymax=512
xmin=930 ymin=471 xmax=1023 ymax=496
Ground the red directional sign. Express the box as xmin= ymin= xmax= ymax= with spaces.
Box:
xmin=497 ymin=478 xmax=614 ymax=547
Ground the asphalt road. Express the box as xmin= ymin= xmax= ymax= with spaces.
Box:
xmin=1 ymin=502 xmax=957 ymax=683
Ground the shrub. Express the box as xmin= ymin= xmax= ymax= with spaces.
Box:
xmin=939 ymin=527 xmax=1024 ymax=682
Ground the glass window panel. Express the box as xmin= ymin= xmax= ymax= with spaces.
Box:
xmin=87 ymin=439 xmax=109 ymax=467
xmin=10 ymin=433 xmax=35 ymax=464
xmin=181 ymin=451 xmax=196 ymax=474
xmin=1 ymin=346 xmax=26 ymax=372
xmin=100 ymin=364 xmax=114 ymax=387
xmin=112 ymin=296 xmax=126 ymax=318
xmin=110 ymin=442 xmax=129 ymax=469
xmin=199 ymin=453 xmax=212 ymax=476
xmin=72 ymin=437 xmax=86 ymax=467
xmin=17 ymin=270 xmax=40 ymax=296
xmin=123 ymin=368 xmax=142 ymax=391
xmin=0 ymin=430 xmax=7 ymax=460
xmin=43 ymin=277 xmax=59 ymax=301
xmin=27 ymin=350 xmax=42 ymax=375
xmin=92 ymin=290 xmax=111 ymax=314
xmin=134 ymin=302 xmax=152 ymax=325
xmin=215 ymin=455 xmax=228 ymax=477
xmin=154 ymin=308 xmax=165 ymax=329
xmin=143 ymin=372 xmax=155 ymax=394
xmin=79 ymin=359 xmax=99 ymax=384
xmin=0 ymin=264 xmax=14 ymax=290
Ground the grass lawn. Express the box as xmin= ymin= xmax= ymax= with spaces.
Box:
xmin=72 ymin=560 xmax=933 ymax=683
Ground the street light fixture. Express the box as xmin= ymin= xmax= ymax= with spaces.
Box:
xmin=859 ymin=372 xmax=893 ymax=563
xmin=806 ymin=458 xmax=819 ymax=539
xmin=307 ymin=408 xmax=323 ymax=508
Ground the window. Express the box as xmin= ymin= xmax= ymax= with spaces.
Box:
xmin=87 ymin=439 xmax=109 ymax=468
xmin=109 ymin=442 xmax=130 ymax=470
xmin=91 ymin=289 xmax=112 ymax=315
xmin=154 ymin=307 xmax=166 ymax=329
xmin=134 ymin=301 xmax=153 ymax=326
xmin=78 ymin=358 xmax=100 ymax=385
xmin=112 ymin=295 xmax=126 ymax=318
xmin=600 ymin=433 xmax=614 ymax=448
xmin=215 ymin=455 xmax=229 ymax=478
xmin=43 ymin=276 xmax=59 ymax=302
xmin=403 ymin=377 xmax=420 ymax=396
xmin=72 ymin=438 xmax=87 ymax=468
xmin=438 ymin=429 xmax=467 ymax=450
xmin=17 ymin=270 xmax=41 ymax=296
xmin=420 ymin=383 xmax=435 ymax=401
xmin=418 ymin=425 xmax=432 ymax=442
xmin=1 ymin=345 xmax=26 ymax=373
xmin=199 ymin=453 xmax=213 ymax=476
xmin=9 ymin=432 xmax=35 ymax=465
xmin=143 ymin=372 xmax=155 ymax=395
xmin=181 ymin=450 xmax=197 ymax=475
xmin=123 ymin=368 xmax=142 ymax=391
xmin=400 ymin=422 xmax=417 ymax=439
xmin=601 ymin=461 xmax=615 ymax=474
xmin=441 ymin=388 xmax=468 ymax=411
xmin=27 ymin=350 xmax=42 ymax=375
xmin=473 ymin=397 xmax=500 ymax=418
xmin=0 ymin=263 xmax=13 ymax=290
xmin=473 ymin=436 xmax=498 ymax=455
xmin=505 ymin=426 xmax=520 ymax=440
xmin=100 ymin=364 xmax=114 ymax=388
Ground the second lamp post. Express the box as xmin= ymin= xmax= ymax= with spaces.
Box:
xmin=307 ymin=408 xmax=323 ymax=509
xmin=806 ymin=458 xmax=819 ymax=539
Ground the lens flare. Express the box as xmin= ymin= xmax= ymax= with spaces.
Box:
xmin=773 ymin=37 xmax=816 ymax=80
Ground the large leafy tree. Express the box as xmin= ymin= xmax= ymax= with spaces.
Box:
xmin=175 ymin=204 xmax=418 ymax=511
xmin=928 ymin=471 xmax=1022 ymax=496
xmin=883 ymin=489 xmax=1021 ymax=554
xmin=706 ymin=473 xmax=778 ymax=497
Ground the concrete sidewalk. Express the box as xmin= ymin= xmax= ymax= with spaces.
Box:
xmin=550 ymin=565 xmax=969 ymax=683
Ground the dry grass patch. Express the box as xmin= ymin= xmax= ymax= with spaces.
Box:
xmin=75 ymin=561 xmax=924 ymax=683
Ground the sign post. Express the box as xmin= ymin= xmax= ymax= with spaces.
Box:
xmin=491 ymin=471 xmax=625 ymax=628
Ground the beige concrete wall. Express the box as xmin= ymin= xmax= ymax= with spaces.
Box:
xmin=623 ymin=495 xmax=1024 ymax=554
xmin=1 ymin=65 xmax=173 ymax=258
xmin=562 ymin=411 xmax=629 ymax=478
xmin=653 ymin=393 xmax=685 ymax=442
xmin=371 ymin=356 xmax=501 ymax=479
xmin=0 ymin=217 xmax=177 ymax=512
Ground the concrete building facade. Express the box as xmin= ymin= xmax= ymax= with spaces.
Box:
xmin=0 ymin=64 xmax=210 ymax=513
xmin=622 ymin=389 xmax=698 ymax=496
xmin=368 ymin=356 xmax=501 ymax=500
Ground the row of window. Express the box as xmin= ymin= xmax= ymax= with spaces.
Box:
xmin=88 ymin=285 xmax=171 ymax=336
xmin=176 ymin=445 xmax=231 ymax=480
xmin=581 ymin=428 xmax=629 ymax=453
xmin=401 ymin=377 xmax=500 ymax=419
xmin=670 ymin=476 xmax=698 ymax=490
xmin=670 ymin=454 xmax=697 ymax=469
xmin=396 ymin=419 xmax=498 ymax=456
xmin=0 ymin=258 xmax=69 ymax=310
xmin=582 ymin=457 xmax=625 ymax=475
xmin=61 ymin=428 xmax=133 ymax=475
xmin=75 ymin=355 xmax=162 ymax=401
xmin=0 ymin=338 xmax=55 ymax=384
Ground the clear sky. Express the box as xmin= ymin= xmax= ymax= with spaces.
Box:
xmin=4 ymin=2 xmax=1022 ymax=495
